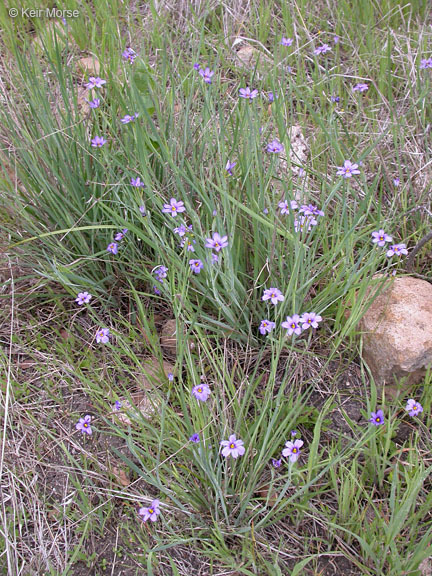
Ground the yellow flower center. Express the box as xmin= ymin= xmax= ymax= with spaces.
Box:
xmin=230 ymin=443 xmax=235 ymax=449
xmin=148 ymin=508 xmax=154 ymax=514
xmin=376 ymin=417 xmax=381 ymax=422
xmin=291 ymin=323 xmax=296 ymax=329
xmin=292 ymin=448 xmax=297 ymax=453
xmin=197 ymin=387 xmax=202 ymax=393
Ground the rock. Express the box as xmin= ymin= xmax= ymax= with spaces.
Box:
xmin=138 ymin=357 xmax=175 ymax=388
xmin=76 ymin=86 xmax=91 ymax=117
xmin=160 ymin=319 xmax=178 ymax=355
xmin=32 ymin=20 xmax=70 ymax=52
xmin=114 ymin=391 xmax=158 ymax=426
xmin=233 ymin=42 xmax=271 ymax=72
xmin=286 ymin=125 xmax=308 ymax=176
xmin=113 ymin=357 xmax=175 ymax=427
xmin=76 ymin=56 xmax=100 ymax=76
xmin=359 ymin=276 xmax=432 ymax=389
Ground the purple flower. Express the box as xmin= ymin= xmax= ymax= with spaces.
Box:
xmin=211 ymin=253 xmax=219 ymax=264
xmin=76 ymin=414 xmax=92 ymax=435
xmin=372 ymin=229 xmax=393 ymax=247
xmin=153 ymin=286 xmax=161 ymax=295
xmin=91 ymin=136 xmax=107 ymax=148
xmin=239 ymin=87 xmax=259 ymax=100
xmin=294 ymin=215 xmax=316 ymax=232
xmin=299 ymin=204 xmax=324 ymax=217
xmin=189 ymin=433 xmax=200 ymax=444
xmin=331 ymin=95 xmax=340 ymax=103
xmin=75 ymin=291 xmax=92 ymax=305
xmin=267 ymin=140 xmax=284 ymax=154
xmin=193 ymin=63 xmax=200 ymax=70
xmin=96 ymin=328 xmax=110 ymax=344
xmin=259 ymin=319 xmax=276 ymax=335
xmin=114 ymin=229 xmax=128 ymax=241
xmin=205 ymin=232 xmax=228 ymax=252
xmin=85 ymin=76 xmax=106 ymax=89
xmin=173 ymin=224 xmax=189 ymax=237
xmin=282 ymin=439 xmax=303 ymax=463
xmin=87 ymin=98 xmax=101 ymax=109
xmin=299 ymin=312 xmax=323 ymax=330
xmin=268 ymin=92 xmax=277 ymax=103
xmin=314 ymin=44 xmax=331 ymax=55
xmin=225 ymin=160 xmax=236 ymax=175
xmin=281 ymin=37 xmax=293 ymax=46
xmin=122 ymin=47 xmax=137 ymax=63
xmin=272 ymin=458 xmax=282 ymax=468
xmin=405 ymin=399 xmax=423 ymax=417
xmin=189 ymin=259 xmax=203 ymax=274
xmin=131 ymin=177 xmax=145 ymax=187
xmin=353 ymin=83 xmax=369 ymax=92
xmin=168 ymin=373 xmax=174 ymax=382
xmin=336 ymin=160 xmax=361 ymax=178
xmin=369 ymin=409 xmax=384 ymax=426
xmin=333 ymin=36 xmax=339 ymax=44
xmin=278 ymin=199 xmax=298 ymax=214
xmin=281 ymin=314 xmax=302 ymax=336
xmin=386 ymin=243 xmax=408 ymax=258
xmin=162 ymin=198 xmax=186 ymax=217
xmin=138 ymin=499 xmax=160 ymax=523
xmin=113 ymin=400 xmax=122 ymax=411
xmin=419 ymin=58 xmax=432 ymax=69
xmin=199 ymin=67 xmax=214 ymax=84
xmin=291 ymin=429 xmax=298 ymax=437
xmin=107 ymin=242 xmax=118 ymax=254
xmin=263 ymin=208 xmax=269 ymax=214
xmin=181 ymin=238 xmax=196 ymax=252
xmin=262 ymin=287 xmax=285 ymax=305
xmin=153 ymin=265 xmax=168 ymax=282
xmin=220 ymin=434 xmax=245 ymax=459
xmin=192 ymin=383 xmax=211 ymax=402
xmin=120 ymin=113 xmax=138 ymax=124
xmin=393 ymin=177 xmax=400 ymax=187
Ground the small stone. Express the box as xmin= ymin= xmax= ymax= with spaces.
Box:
xmin=359 ymin=276 xmax=432 ymax=389
xmin=160 ymin=319 xmax=180 ymax=355
xmin=76 ymin=56 xmax=100 ymax=76
xmin=138 ymin=358 xmax=175 ymax=388
xmin=114 ymin=391 xmax=158 ymax=425
xmin=232 ymin=39 xmax=272 ymax=76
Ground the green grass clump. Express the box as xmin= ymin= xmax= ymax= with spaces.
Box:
xmin=1 ymin=1 xmax=432 ymax=574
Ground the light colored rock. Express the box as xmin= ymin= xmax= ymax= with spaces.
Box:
xmin=138 ymin=357 xmax=175 ymax=388
xmin=76 ymin=56 xmax=100 ymax=76
xmin=234 ymin=43 xmax=271 ymax=71
xmin=160 ymin=319 xmax=178 ymax=355
xmin=359 ymin=276 xmax=432 ymax=388
xmin=113 ymin=357 xmax=174 ymax=426
xmin=287 ymin=125 xmax=308 ymax=176
xmin=76 ymin=86 xmax=90 ymax=116
xmin=32 ymin=20 xmax=70 ymax=52
xmin=160 ymin=318 xmax=195 ymax=354
xmin=114 ymin=391 xmax=158 ymax=426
